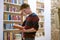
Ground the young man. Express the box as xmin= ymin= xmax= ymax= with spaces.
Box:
xmin=14 ymin=3 xmax=39 ymax=40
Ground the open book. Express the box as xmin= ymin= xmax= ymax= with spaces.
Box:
xmin=13 ymin=24 xmax=24 ymax=30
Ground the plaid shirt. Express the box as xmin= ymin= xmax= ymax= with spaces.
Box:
xmin=22 ymin=13 xmax=39 ymax=38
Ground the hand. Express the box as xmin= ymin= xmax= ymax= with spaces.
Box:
xmin=20 ymin=10 xmax=24 ymax=15
xmin=21 ymin=29 xmax=26 ymax=32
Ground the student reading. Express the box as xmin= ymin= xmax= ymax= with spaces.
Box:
xmin=14 ymin=3 xmax=39 ymax=40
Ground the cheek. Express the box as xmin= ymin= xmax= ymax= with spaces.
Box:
xmin=25 ymin=10 xmax=29 ymax=13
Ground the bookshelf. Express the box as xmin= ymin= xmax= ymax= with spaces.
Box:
xmin=36 ymin=0 xmax=45 ymax=37
xmin=3 ymin=0 xmax=24 ymax=40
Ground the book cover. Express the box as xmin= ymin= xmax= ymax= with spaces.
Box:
xmin=13 ymin=24 xmax=24 ymax=30
xmin=9 ymin=6 xmax=12 ymax=12
xmin=12 ymin=0 xmax=15 ymax=4
xmin=4 ymin=14 xmax=8 ymax=20
xmin=3 ymin=32 xmax=8 ymax=40
xmin=12 ymin=6 xmax=15 ymax=12
xmin=10 ymin=32 xmax=13 ymax=40
xmin=8 ymin=0 xmax=11 ymax=3
xmin=14 ymin=0 xmax=17 ymax=4
xmin=7 ymin=4 xmax=9 ymax=11
xmin=4 ymin=4 xmax=7 ymax=11
xmin=7 ymin=32 xmax=10 ymax=40
xmin=8 ymin=14 xmax=11 ymax=20
xmin=5 ymin=24 xmax=11 ymax=29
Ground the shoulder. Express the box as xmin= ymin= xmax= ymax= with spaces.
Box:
xmin=29 ymin=13 xmax=37 ymax=17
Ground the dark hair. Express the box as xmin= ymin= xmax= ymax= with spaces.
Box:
xmin=20 ymin=3 xmax=30 ymax=10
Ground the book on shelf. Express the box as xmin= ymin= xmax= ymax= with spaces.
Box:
xmin=9 ymin=5 xmax=12 ymax=12
xmin=7 ymin=4 xmax=9 ymax=11
xmin=3 ymin=32 xmax=8 ymax=40
xmin=9 ymin=6 xmax=20 ymax=12
xmin=18 ymin=0 xmax=24 ymax=4
xmin=4 ymin=4 xmax=7 ymax=11
xmin=4 ymin=23 xmax=14 ymax=29
xmin=12 ymin=0 xmax=15 ymax=4
xmin=4 ymin=14 xmax=8 ymax=20
xmin=12 ymin=6 xmax=16 ymax=12
xmin=8 ymin=14 xmax=11 ymax=20
xmin=8 ymin=0 xmax=12 ymax=3
xmin=41 ymin=3 xmax=44 ymax=8
xmin=10 ymin=32 xmax=14 ymax=40
xmin=7 ymin=32 xmax=10 ymax=40
xmin=4 ymin=14 xmax=21 ymax=21
xmin=4 ymin=14 xmax=11 ymax=20
xmin=3 ymin=32 xmax=14 ymax=40
xmin=11 ymin=15 xmax=21 ymax=20
xmin=14 ymin=0 xmax=17 ymax=4
xmin=11 ymin=15 xmax=18 ymax=20
xmin=24 ymin=0 xmax=28 ymax=3
xmin=4 ymin=3 xmax=20 ymax=12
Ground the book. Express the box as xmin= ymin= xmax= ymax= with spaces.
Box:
xmin=14 ymin=0 xmax=17 ymax=4
xmin=13 ymin=24 xmax=24 ymax=30
xmin=24 ymin=0 xmax=28 ymax=3
xmin=10 ymin=32 xmax=13 ymax=40
xmin=7 ymin=32 xmax=10 ymax=40
xmin=17 ymin=0 xmax=24 ymax=4
xmin=4 ymin=0 xmax=7 ymax=2
xmin=18 ymin=15 xmax=21 ymax=20
xmin=8 ymin=0 xmax=11 ymax=3
xmin=3 ymin=32 xmax=8 ymax=40
xmin=12 ymin=6 xmax=15 ymax=12
xmin=4 ymin=14 xmax=8 ymax=20
xmin=9 ymin=6 xmax=12 ymax=12
xmin=12 ymin=0 xmax=15 ymax=4
xmin=4 ymin=4 xmax=7 ymax=11
xmin=5 ymin=24 xmax=11 ymax=29
xmin=11 ymin=15 xmax=18 ymax=20
xmin=7 ymin=4 xmax=9 ymax=11
xmin=8 ymin=14 xmax=11 ymax=20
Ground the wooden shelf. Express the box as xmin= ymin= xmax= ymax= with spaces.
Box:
xmin=4 ymin=2 xmax=21 ymax=6
xmin=38 ymin=15 xmax=44 ymax=17
xmin=36 ymin=1 xmax=44 ymax=4
xmin=3 ymin=29 xmax=20 ymax=32
xmin=4 ymin=11 xmax=21 ymax=15
xmin=39 ymin=21 xmax=44 ymax=23
xmin=4 ymin=20 xmax=21 ymax=23
xmin=36 ymin=8 xmax=44 ymax=10
xmin=38 ymin=28 xmax=44 ymax=32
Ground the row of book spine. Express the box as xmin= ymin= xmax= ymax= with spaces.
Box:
xmin=3 ymin=32 xmax=22 ymax=40
xmin=3 ymin=32 xmax=14 ymax=40
xmin=4 ymin=23 xmax=21 ymax=29
xmin=4 ymin=4 xmax=20 ymax=12
xmin=4 ymin=23 xmax=14 ymax=29
xmin=4 ymin=14 xmax=21 ymax=20
xmin=4 ymin=0 xmax=23 ymax=4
